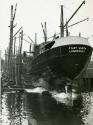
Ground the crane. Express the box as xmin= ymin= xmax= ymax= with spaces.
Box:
xmin=60 ymin=1 xmax=86 ymax=37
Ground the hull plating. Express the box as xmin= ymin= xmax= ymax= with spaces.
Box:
xmin=28 ymin=44 xmax=92 ymax=88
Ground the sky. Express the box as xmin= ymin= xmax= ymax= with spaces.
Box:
xmin=0 ymin=0 xmax=93 ymax=57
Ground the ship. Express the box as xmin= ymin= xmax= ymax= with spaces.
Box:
xmin=23 ymin=1 xmax=92 ymax=89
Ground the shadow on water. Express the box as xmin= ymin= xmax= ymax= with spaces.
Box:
xmin=23 ymin=91 xmax=84 ymax=125
xmin=0 ymin=90 xmax=93 ymax=125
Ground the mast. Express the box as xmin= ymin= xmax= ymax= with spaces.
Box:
xmin=44 ymin=22 xmax=47 ymax=42
xmin=8 ymin=5 xmax=14 ymax=81
xmin=8 ymin=4 xmax=17 ymax=82
xmin=60 ymin=5 xmax=64 ymax=37
xmin=16 ymin=30 xmax=23 ymax=86
xmin=19 ymin=30 xmax=23 ymax=86
xmin=41 ymin=22 xmax=47 ymax=42
xmin=35 ymin=33 xmax=37 ymax=45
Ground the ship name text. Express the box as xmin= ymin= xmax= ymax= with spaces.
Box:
xmin=69 ymin=46 xmax=86 ymax=53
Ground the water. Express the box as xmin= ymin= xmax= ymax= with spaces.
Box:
xmin=0 ymin=88 xmax=93 ymax=125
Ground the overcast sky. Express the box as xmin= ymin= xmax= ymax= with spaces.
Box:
xmin=0 ymin=0 xmax=93 ymax=56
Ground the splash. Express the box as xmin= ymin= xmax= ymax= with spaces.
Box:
xmin=25 ymin=87 xmax=47 ymax=94
xmin=50 ymin=91 xmax=78 ymax=106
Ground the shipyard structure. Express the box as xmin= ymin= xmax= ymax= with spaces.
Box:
xmin=2 ymin=1 xmax=93 ymax=92
xmin=21 ymin=1 xmax=92 ymax=91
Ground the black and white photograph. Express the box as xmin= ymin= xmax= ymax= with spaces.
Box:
xmin=0 ymin=0 xmax=93 ymax=125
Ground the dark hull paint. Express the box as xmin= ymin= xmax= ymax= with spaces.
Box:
xmin=28 ymin=44 xmax=92 ymax=88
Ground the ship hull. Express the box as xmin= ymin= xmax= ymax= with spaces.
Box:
xmin=28 ymin=44 xmax=92 ymax=89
